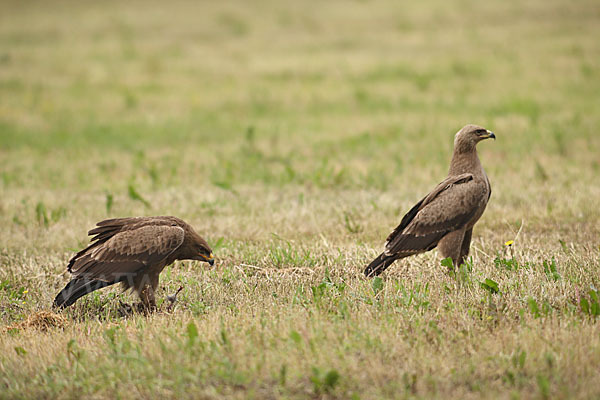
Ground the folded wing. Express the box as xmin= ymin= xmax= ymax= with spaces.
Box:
xmin=384 ymin=173 xmax=486 ymax=258
xmin=68 ymin=224 xmax=185 ymax=282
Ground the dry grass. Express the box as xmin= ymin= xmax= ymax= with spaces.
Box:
xmin=2 ymin=311 xmax=67 ymax=333
xmin=1 ymin=0 xmax=600 ymax=398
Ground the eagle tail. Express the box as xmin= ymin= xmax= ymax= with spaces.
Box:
xmin=364 ymin=252 xmax=397 ymax=277
xmin=53 ymin=278 xmax=115 ymax=308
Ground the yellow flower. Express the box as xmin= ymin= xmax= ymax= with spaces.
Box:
xmin=505 ymin=240 xmax=514 ymax=246
xmin=22 ymin=290 xmax=29 ymax=294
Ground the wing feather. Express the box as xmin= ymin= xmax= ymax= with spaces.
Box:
xmin=384 ymin=174 xmax=486 ymax=256
xmin=68 ymin=225 xmax=185 ymax=281
xmin=67 ymin=216 xmax=182 ymax=272
xmin=88 ymin=216 xmax=179 ymax=242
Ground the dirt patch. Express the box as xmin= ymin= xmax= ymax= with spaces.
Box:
xmin=3 ymin=311 xmax=68 ymax=332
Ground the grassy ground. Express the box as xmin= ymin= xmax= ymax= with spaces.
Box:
xmin=1 ymin=0 xmax=600 ymax=398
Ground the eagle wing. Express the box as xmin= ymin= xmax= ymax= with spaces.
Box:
xmin=68 ymin=222 xmax=185 ymax=282
xmin=384 ymin=173 xmax=487 ymax=257
xmin=85 ymin=216 xmax=182 ymax=245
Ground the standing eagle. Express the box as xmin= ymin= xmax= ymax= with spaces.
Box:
xmin=53 ymin=216 xmax=214 ymax=309
xmin=364 ymin=124 xmax=495 ymax=277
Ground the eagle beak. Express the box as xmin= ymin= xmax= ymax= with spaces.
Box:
xmin=199 ymin=253 xmax=215 ymax=266
xmin=482 ymin=130 xmax=496 ymax=140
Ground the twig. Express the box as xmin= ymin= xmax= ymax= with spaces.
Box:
xmin=514 ymin=219 xmax=525 ymax=242
xmin=166 ymin=285 xmax=184 ymax=312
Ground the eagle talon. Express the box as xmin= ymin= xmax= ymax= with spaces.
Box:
xmin=116 ymin=301 xmax=134 ymax=317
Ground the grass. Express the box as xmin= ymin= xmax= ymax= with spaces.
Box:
xmin=1 ymin=0 xmax=600 ymax=398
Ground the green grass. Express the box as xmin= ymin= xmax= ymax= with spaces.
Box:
xmin=1 ymin=0 xmax=600 ymax=398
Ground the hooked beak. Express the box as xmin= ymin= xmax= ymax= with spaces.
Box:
xmin=198 ymin=253 xmax=215 ymax=266
xmin=481 ymin=130 xmax=496 ymax=140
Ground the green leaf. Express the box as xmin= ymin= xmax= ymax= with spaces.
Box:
xmin=220 ymin=327 xmax=229 ymax=346
xmin=212 ymin=180 xmax=232 ymax=191
xmin=589 ymin=288 xmax=600 ymax=316
xmin=441 ymin=257 xmax=454 ymax=270
xmin=589 ymin=287 xmax=599 ymax=304
xmin=211 ymin=179 xmax=239 ymax=195
xmin=105 ymin=192 xmax=114 ymax=214
xmin=371 ymin=276 xmax=384 ymax=295
xmin=289 ymin=330 xmax=302 ymax=345
xmin=343 ymin=211 xmax=362 ymax=234
xmin=127 ymin=184 xmax=151 ymax=208
xmin=537 ymin=374 xmax=550 ymax=398
xmin=14 ymin=346 xmax=27 ymax=356
xmin=558 ymin=239 xmax=568 ymax=253
xmin=35 ymin=202 xmax=49 ymax=227
xmin=310 ymin=367 xmax=339 ymax=392
xmin=518 ymin=350 xmax=527 ymax=369
xmin=591 ymin=301 xmax=600 ymax=317
xmin=311 ymin=282 xmax=328 ymax=300
xmin=186 ymin=321 xmax=198 ymax=344
xmin=279 ymin=364 xmax=287 ymax=386
xmin=104 ymin=326 xmax=118 ymax=348
xmin=324 ymin=369 xmax=340 ymax=389
xmin=528 ymin=297 xmax=540 ymax=318
xmin=494 ymin=256 xmax=520 ymax=271
xmin=480 ymin=278 xmax=500 ymax=294
xmin=580 ymin=297 xmax=590 ymax=315
xmin=543 ymin=258 xmax=560 ymax=281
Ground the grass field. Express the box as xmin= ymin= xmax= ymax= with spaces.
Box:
xmin=1 ymin=0 xmax=600 ymax=398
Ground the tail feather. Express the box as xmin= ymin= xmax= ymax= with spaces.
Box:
xmin=364 ymin=252 xmax=397 ymax=277
xmin=53 ymin=278 xmax=115 ymax=308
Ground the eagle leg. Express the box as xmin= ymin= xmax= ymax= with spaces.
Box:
xmin=438 ymin=229 xmax=467 ymax=267
xmin=458 ymin=228 xmax=473 ymax=266
xmin=135 ymin=273 xmax=160 ymax=311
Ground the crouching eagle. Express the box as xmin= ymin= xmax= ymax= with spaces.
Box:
xmin=54 ymin=216 xmax=214 ymax=310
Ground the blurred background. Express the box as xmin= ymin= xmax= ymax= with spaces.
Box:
xmin=0 ymin=0 xmax=598 ymax=245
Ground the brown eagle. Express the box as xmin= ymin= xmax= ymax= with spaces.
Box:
xmin=53 ymin=216 xmax=214 ymax=309
xmin=364 ymin=124 xmax=495 ymax=277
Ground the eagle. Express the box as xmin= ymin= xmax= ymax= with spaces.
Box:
xmin=364 ymin=124 xmax=495 ymax=277
xmin=53 ymin=216 xmax=214 ymax=309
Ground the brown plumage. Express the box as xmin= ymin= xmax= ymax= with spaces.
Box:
xmin=364 ymin=124 xmax=495 ymax=277
xmin=53 ymin=216 xmax=214 ymax=309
